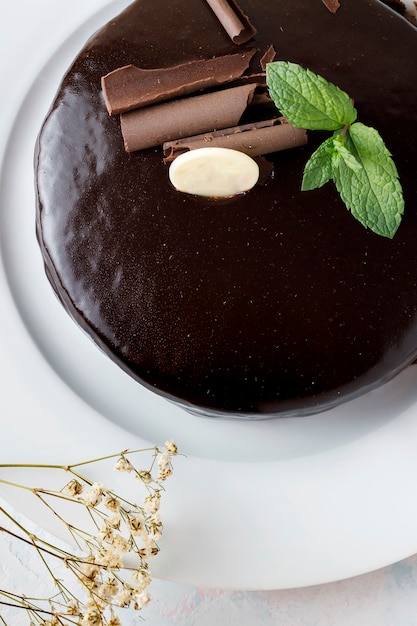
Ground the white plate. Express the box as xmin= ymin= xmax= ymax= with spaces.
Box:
xmin=1 ymin=0 xmax=417 ymax=591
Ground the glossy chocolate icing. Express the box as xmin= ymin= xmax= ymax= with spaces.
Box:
xmin=35 ymin=0 xmax=417 ymax=417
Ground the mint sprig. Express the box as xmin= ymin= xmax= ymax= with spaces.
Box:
xmin=265 ymin=61 xmax=404 ymax=238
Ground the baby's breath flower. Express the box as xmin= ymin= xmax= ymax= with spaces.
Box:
xmin=148 ymin=528 xmax=162 ymax=542
xmin=84 ymin=492 xmax=102 ymax=507
xmin=116 ymin=586 xmax=133 ymax=608
xmin=110 ymin=533 xmax=130 ymax=553
xmin=81 ymin=604 xmax=103 ymax=625
xmin=64 ymin=478 xmax=83 ymax=497
xmin=66 ymin=599 xmax=80 ymax=616
xmin=79 ymin=562 xmax=100 ymax=580
xmin=107 ymin=513 xmax=121 ymax=529
xmin=98 ymin=578 xmax=119 ymax=601
xmin=148 ymin=512 xmax=161 ymax=525
xmin=158 ymin=467 xmax=173 ymax=481
xmin=156 ymin=452 xmax=171 ymax=470
xmin=147 ymin=512 xmax=163 ymax=541
xmin=84 ymin=577 xmax=100 ymax=593
xmin=138 ymin=540 xmax=159 ymax=559
xmin=97 ymin=548 xmax=124 ymax=569
xmin=84 ymin=482 xmax=105 ymax=507
xmin=133 ymin=589 xmax=151 ymax=610
xmin=136 ymin=470 xmax=152 ymax=484
xmin=104 ymin=495 xmax=120 ymax=511
xmin=164 ymin=440 xmax=178 ymax=455
xmin=131 ymin=568 xmax=152 ymax=591
xmin=108 ymin=617 xmax=122 ymax=626
xmin=97 ymin=524 xmax=114 ymax=543
xmin=127 ymin=513 xmax=145 ymax=535
xmin=143 ymin=492 xmax=161 ymax=514
xmin=114 ymin=456 xmax=134 ymax=472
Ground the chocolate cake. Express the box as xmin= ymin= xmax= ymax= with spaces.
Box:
xmin=35 ymin=0 xmax=417 ymax=418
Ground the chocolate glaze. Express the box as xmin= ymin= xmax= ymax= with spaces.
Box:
xmin=35 ymin=0 xmax=417 ymax=417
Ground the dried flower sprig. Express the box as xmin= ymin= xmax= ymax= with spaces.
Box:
xmin=0 ymin=441 xmax=178 ymax=625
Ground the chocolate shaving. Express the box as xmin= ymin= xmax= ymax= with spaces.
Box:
xmin=163 ymin=118 xmax=308 ymax=161
xmin=227 ymin=72 xmax=267 ymax=88
xmin=101 ymin=50 xmax=256 ymax=115
xmin=204 ymin=0 xmax=257 ymax=44
xmin=250 ymin=91 xmax=273 ymax=107
xmin=260 ymin=45 xmax=277 ymax=71
xmin=121 ymin=84 xmax=257 ymax=152
xmin=321 ymin=0 xmax=341 ymax=13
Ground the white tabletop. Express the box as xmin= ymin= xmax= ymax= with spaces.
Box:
xmin=1 ymin=504 xmax=417 ymax=625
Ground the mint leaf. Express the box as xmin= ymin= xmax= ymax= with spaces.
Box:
xmin=302 ymin=137 xmax=335 ymax=191
xmin=266 ymin=61 xmax=357 ymax=130
xmin=332 ymin=123 xmax=404 ymax=238
xmin=331 ymin=135 xmax=362 ymax=172
xmin=265 ymin=60 xmax=405 ymax=238
xmin=302 ymin=135 xmax=362 ymax=192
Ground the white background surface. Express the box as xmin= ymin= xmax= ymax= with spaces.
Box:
xmin=2 ymin=0 xmax=417 ymax=623
xmin=2 ymin=506 xmax=417 ymax=626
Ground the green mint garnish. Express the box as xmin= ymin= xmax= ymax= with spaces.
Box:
xmin=266 ymin=61 xmax=404 ymax=238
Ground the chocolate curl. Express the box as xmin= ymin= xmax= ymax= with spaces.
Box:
xmin=121 ymin=84 xmax=257 ymax=152
xmin=205 ymin=0 xmax=257 ymax=44
xmin=321 ymin=0 xmax=341 ymax=13
xmin=101 ymin=50 xmax=256 ymax=116
xmin=260 ymin=45 xmax=277 ymax=71
xmin=163 ymin=118 xmax=308 ymax=161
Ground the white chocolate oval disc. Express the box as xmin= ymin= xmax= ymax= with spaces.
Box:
xmin=169 ymin=147 xmax=259 ymax=198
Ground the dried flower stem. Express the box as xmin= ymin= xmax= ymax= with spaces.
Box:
xmin=0 ymin=442 xmax=178 ymax=625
